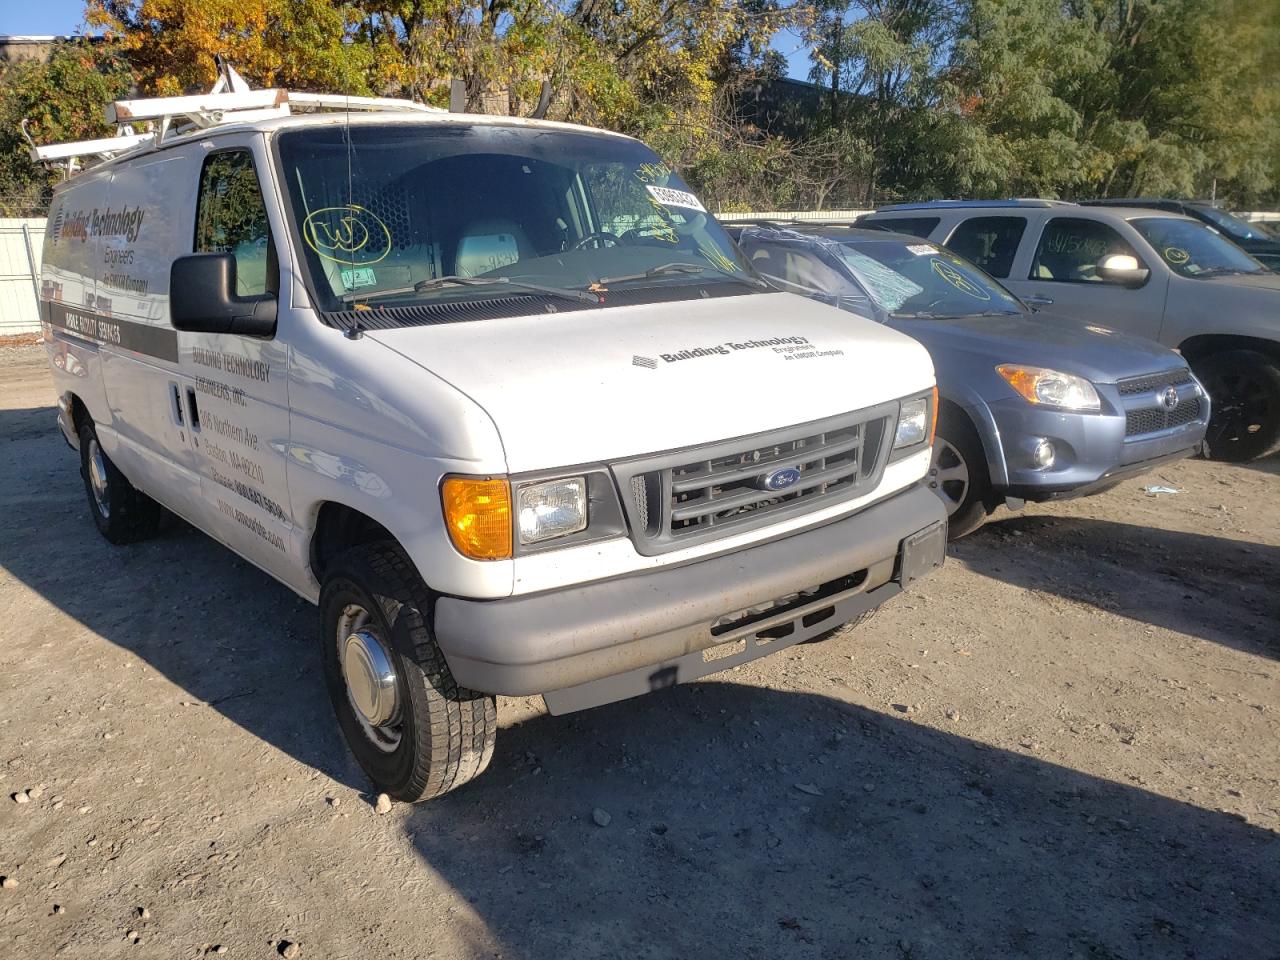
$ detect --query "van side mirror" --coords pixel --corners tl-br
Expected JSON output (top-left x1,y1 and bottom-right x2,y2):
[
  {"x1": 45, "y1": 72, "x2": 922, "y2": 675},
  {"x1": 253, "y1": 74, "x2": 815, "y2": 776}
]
[
  {"x1": 170, "y1": 253, "x2": 277, "y2": 337},
  {"x1": 1096, "y1": 253, "x2": 1150, "y2": 288}
]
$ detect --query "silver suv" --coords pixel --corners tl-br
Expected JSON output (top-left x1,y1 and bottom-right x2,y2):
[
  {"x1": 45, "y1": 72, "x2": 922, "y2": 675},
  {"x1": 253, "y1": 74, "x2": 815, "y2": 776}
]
[{"x1": 858, "y1": 200, "x2": 1280, "y2": 461}]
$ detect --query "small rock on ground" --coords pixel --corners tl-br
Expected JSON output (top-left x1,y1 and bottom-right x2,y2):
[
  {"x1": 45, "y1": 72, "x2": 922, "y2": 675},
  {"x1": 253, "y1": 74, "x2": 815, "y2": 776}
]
[
  {"x1": 592, "y1": 807, "x2": 612, "y2": 827},
  {"x1": 374, "y1": 794, "x2": 392, "y2": 815}
]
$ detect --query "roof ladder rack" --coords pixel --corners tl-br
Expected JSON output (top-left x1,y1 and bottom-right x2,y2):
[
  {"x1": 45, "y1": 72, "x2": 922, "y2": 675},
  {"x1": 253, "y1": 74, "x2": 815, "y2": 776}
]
[{"x1": 22, "y1": 60, "x2": 441, "y2": 175}]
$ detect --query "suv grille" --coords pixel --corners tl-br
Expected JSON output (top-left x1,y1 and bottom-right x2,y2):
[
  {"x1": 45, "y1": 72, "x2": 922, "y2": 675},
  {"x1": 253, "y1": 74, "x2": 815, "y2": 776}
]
[
  {"x1": 1126, "y1": 399, "x2": 1203, "y2": 436},
  {"x1": 1117, "y1": 366, "x2": 1203, "y2": 437},
  {"x1": 612, "y1": 404, "x2": 897, "y2": 556},
  {"x1": 1117, "y1": 367, "x2": 1193, "y2": 395}
]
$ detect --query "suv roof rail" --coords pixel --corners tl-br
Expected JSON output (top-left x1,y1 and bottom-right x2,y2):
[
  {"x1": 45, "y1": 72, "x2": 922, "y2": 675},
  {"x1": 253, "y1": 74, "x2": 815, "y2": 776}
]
[
  {"x1": 22, "y1": 59, "x2": 440, "y2": 175},
  {"x1": 873, "y1": 199, "x2": 1074, "y2": 212}
]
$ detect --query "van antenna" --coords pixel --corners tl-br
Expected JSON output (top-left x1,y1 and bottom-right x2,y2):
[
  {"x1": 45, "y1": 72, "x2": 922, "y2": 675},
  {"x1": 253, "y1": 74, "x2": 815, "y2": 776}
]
[{"x1": 340, "y1": 88, "x2": 365, "y2": 341}]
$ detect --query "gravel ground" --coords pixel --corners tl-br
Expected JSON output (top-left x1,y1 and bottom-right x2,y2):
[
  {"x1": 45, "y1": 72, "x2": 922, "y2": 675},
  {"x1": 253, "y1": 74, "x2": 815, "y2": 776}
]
[{"x1": 1, "y1": 343, "x2": 1277, "y2": 960}]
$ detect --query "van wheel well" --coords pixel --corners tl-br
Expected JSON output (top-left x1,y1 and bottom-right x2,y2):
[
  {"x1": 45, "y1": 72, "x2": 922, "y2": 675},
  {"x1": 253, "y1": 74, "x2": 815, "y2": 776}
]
[
  {"x1": 68, "y1": 394, "x2": 90, "y2": 433},
  {"x1": 1178, "y1": 334, "x2": 1280, "y2": 366},
  {"x1": 311, "y1": 503, "x2": 396, "y2": 580}
]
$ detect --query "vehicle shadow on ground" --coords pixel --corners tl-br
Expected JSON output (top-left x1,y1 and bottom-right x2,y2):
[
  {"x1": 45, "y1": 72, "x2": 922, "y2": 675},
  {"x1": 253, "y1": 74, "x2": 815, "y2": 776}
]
[
  {"x1": 0, "y1": 408, "x2": 367, "y2": 793},
  {"x1": 954, "y1": 515, "x2": 1280, "y2": 661},
  {"x1": 4, "y1": 410, "x2": 1277, "y2": 957},
  {"x1": 1240, "y1": 452, "x2": 1280, "y2": 477},
  {"x1": 408, "y1": 680, "x2": 1279, "y2": 960}
]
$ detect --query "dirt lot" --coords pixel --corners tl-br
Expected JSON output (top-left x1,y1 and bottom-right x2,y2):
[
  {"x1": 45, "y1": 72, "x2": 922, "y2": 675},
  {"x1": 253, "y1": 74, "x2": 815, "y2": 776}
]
[{"x1": 1, "y1": 343, "x2": 1277, "y2": 960}]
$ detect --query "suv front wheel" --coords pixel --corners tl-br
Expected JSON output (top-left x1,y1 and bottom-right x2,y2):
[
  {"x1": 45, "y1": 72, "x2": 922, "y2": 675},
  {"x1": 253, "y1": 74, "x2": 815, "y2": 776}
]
[{"x1": 1193, "y1": 350, "x2": 1280, "y2": 462}]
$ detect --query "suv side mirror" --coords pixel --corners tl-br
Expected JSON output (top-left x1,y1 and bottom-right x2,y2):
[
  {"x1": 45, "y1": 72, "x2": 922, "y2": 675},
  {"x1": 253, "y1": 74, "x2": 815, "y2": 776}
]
[
  {"x1": 1096, "y1": 253, "x2": 1150, "y2": 288},
  {"x1": 170, "y1": 253, "x2": 277, "y2": 337}
]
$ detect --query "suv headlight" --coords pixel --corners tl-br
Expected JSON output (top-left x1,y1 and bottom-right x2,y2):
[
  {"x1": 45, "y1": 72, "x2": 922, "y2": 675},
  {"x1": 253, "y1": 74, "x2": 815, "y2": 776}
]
[
  {"x1": 517, "y1": 477, "x2": 588, "y2": 545},
  {"x1": 997, "y1": 364, "x2": 1101, "y2": 412},
  {"x1": 892, "y1": 387, "x2": 938, "y2": 453}
]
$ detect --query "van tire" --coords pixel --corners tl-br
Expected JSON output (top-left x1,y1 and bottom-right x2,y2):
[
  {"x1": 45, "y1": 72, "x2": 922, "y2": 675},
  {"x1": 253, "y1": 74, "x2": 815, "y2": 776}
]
[
  {"x1": 319, "y1": 541, "x2": 496, "y2": 802},
  {"x1": 929, "y1": 408, "x2": 991, "y2": 539},
  {"x1": 1192, "y1": 350, "x2": 1280, "y2": 462},
  {"x1": 77, "y1": 420, "x2": 162, "y2": 544}
]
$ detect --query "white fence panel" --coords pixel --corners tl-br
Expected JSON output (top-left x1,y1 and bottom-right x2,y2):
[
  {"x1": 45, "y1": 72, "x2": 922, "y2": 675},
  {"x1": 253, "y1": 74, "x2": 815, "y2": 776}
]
[
  {"x1": 0, "y1": 218, "x2": 46, "y2": 338},
  {"x1": 717, "y1": 209, "x2": 873, "y2": 222}
]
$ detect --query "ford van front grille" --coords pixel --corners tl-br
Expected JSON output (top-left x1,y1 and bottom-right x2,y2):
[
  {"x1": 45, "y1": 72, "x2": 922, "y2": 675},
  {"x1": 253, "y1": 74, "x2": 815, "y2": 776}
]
[{"x1": 612, "y1": 404, "x2": 897, "y2": 556}]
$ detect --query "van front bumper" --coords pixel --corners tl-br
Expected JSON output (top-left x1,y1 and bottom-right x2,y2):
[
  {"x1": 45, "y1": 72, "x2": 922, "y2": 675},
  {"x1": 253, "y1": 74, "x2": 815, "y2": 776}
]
[{"x1": 433, "y1": 483, "x2": 946, "y2": 714}]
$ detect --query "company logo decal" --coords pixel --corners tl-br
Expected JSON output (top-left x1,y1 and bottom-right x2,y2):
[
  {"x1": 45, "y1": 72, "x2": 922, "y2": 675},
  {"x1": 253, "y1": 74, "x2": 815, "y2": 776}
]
[
  {"x1": 761, "y1": 466, "x2": 802, "y2": 491},
  {"x1": 633, "y1": 355, "x2": 658, "y2": 369},
  {"x1": 1159, "y1": 386, "x2": 1180, "y2": 410}
]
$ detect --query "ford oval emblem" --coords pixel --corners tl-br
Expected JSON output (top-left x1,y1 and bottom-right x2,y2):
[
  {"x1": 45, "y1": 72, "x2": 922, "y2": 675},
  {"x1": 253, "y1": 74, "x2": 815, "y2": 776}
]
[{"x1": 763, "y1": 466, "x2": 802, "y2": 491}]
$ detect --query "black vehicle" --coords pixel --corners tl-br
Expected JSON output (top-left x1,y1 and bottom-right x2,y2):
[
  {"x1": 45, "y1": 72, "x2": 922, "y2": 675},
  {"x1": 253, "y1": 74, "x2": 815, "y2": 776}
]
[{"x1": 1083, "y1": 199, "x2": 1280, "y2": 270}]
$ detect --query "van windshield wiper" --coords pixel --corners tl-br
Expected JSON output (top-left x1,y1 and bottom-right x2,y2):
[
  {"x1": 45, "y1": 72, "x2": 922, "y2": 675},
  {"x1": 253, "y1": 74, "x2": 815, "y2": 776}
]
[
  {"x1": 597, "y1": 261, "x2": 768, "y2": 288},
  {"x1": 341, "y1": 275, "x2": 597, "y2": 305}
]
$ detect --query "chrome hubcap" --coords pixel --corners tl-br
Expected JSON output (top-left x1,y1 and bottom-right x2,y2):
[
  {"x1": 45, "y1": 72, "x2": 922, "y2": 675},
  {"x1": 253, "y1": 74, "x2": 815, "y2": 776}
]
[
  {"x1": 337, "y1": 604, "x2": 401, "y2": 752},
  {"x1": 87, "y1": 439, "x2": 110, "y2": 518},
  {"x1": 928, "y1": 436, "x2": 970, "y2": 516}
]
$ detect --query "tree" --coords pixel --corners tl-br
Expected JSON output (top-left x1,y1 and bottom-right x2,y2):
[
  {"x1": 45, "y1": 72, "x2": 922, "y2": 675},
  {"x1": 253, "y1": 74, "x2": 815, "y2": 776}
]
[
  {"x1": 807, "y1": 0, "x2": 958, "y2": 203},
  {"x1": 0, "y1": 40, "x2": 133, "y2": 216},
  {"x1": 87, "y1": 0, "x2": 374, "y2": 95},
  {"x1": 934, "y1": 0, "x2": 1280, "y2": 206}
]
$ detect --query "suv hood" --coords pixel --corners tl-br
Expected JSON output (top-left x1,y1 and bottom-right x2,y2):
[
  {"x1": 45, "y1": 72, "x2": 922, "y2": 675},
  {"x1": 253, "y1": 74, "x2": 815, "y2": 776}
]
[
  {"x1": 1199, "y1": 271, "x2": 1280, "y2": 292},
  {"x1": 888, "y1": 311, "x2": 1185, "y2": 384},
  {"x1": 367, "y1": 291, "x2": 934, "y2": 471}
]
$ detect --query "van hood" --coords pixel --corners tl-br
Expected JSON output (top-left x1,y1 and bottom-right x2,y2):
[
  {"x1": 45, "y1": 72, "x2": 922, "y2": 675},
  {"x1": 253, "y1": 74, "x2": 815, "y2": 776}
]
[
  {"x1": 887, "y1": 311, "x2": 1186, "y2": 384},
  {"x1": 366, "y1": 291, "x2": 934, "y2": 471}
]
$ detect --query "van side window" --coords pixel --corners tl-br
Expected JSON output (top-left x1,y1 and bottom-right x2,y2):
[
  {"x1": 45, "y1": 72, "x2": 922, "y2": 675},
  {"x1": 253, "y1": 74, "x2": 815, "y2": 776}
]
[
  {"x1": 195, "y1": 150, "x2": 273, "y2": 297},
  {"x1": 1031, "y1": 217, "x2": 1138, "y2": 283},
  {"x1": 947, "y1": 216, "x2": 1026, "y2": 278}
]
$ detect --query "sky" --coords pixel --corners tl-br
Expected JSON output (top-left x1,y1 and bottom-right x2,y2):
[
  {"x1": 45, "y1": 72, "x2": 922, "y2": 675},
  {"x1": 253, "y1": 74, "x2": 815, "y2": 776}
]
[{"x1": 2, "y1": 2, "x2": 813, "y2": 80}]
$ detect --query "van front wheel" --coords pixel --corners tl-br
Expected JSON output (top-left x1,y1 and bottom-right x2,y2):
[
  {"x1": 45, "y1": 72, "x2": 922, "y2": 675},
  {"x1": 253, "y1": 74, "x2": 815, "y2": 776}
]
[
  {"x1": 319, "y1": 542, "x2": 496, "y2": 802},
  {"x1": 77, "y1": 420, "x2": 162, "y2": 544}
]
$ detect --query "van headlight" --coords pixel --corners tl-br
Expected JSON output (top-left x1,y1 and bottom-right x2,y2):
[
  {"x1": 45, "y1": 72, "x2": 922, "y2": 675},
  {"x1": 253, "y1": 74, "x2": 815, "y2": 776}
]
[
  {"x1": 892, "y1": 387, "x2": 938, "y2": 454},
  {"x1": 997, "y1": 364, "x2": 1100, "y2": 412},
  {"x1": 517, "y1": 477, "x2": 588, "y2": 545}
]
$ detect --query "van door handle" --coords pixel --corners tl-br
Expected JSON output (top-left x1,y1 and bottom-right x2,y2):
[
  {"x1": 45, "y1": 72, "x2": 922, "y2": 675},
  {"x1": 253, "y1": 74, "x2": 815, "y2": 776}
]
[
  {"x1": 170, "y1": 383, "x2": 184, "y2": 426},
  {"x1": 185, "y1": 387, "x2": 201, "y2": 431},
  {"x1": 1023, "y1": 294, "x2": 1054, "y2": 307}
]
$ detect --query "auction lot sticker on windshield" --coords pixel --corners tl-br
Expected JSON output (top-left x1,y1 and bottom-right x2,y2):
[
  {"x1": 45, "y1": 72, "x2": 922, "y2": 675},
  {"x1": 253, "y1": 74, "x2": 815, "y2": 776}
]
[
  {"x1": 645, "y1": 185, "x2": 706, "y2": 212},
  {"x1": 907, "y1": 243, "x2": 936, "y2": 255}
]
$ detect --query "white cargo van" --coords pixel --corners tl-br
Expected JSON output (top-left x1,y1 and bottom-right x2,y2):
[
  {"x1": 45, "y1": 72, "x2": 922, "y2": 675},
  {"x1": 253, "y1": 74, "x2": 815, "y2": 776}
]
[{"x1": 33, "y1": 73, "x2": 946, "y2": 801}]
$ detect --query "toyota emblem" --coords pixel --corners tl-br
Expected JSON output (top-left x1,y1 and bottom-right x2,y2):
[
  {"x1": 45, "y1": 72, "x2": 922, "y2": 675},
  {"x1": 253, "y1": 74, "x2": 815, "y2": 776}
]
[{"x1": 1159, "y1": 386, "x2": 1180, "y2": 411}]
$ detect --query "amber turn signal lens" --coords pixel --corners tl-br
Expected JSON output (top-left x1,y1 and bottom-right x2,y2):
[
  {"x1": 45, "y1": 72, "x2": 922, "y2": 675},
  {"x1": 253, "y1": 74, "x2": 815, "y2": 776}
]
[
  {"x1": 929, "y1": 385, "x2": 939, "y2": 445},
  {"x1": 441, "y1": 476, "x2": 512, "y2": 561}
]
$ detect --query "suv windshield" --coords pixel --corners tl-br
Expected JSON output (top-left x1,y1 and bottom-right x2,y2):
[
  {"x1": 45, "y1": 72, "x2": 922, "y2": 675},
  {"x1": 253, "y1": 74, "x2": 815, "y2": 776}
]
[
  {"x1": 275, "y1": 123, "x2": 758, "y2": 312},
  {"x1": 1130, "y1": 216, "x2": 1266, "y2": 278},
  {"x1": 832, "y1": 238, "x2": 1025, "y2": 318},
  {"x1": 1193, "y1": 206, "x2": 1272, "y2": 242}
]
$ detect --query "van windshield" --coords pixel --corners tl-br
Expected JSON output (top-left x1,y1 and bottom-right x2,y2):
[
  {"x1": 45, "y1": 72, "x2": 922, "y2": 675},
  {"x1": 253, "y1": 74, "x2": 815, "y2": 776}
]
[{"x1": 274, "y1": 124, "x2": 759, "y2": 312}]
